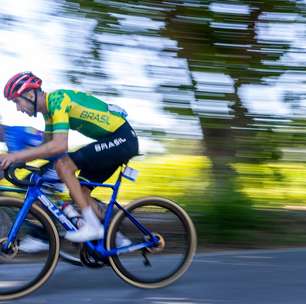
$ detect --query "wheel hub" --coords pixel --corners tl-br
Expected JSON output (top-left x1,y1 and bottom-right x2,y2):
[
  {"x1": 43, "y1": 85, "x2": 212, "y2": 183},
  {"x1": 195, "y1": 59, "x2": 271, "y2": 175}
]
[
  {"x1": 145, "y1": 233, "x2": 165, "y2": 253},
  {"x1": 0, "y1": 237, "x2": 18, "y2": 259}
]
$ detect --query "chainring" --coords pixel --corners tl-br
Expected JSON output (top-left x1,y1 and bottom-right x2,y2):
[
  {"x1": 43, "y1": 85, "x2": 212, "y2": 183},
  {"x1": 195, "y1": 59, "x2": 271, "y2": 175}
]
[{"x1": 80, "y1": 244, "x2": 108, "y2": 268}]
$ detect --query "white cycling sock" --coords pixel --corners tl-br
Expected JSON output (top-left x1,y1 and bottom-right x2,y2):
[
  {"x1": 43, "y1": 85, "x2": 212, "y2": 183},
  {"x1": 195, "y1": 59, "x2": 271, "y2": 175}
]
[{"x1": 82, "y1": 206, "x2": 102, "y2": 229}]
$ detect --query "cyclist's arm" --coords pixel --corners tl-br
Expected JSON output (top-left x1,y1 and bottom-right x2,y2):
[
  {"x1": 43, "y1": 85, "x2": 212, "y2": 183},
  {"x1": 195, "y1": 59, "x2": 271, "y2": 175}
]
[
  {"x1": 0, "y1": 91, "x2": 71, "y2": 168},
  {"x1": 43, "y1": 90, "x2": 70, "y2": 145},
  {"x1": 43, "y1": 114, "x2": 53, "y2": 144},
  {"x1": 17, "y1": 132, "x2": 67, "y2": 159},
  {"x1": 43, "y1": 132, "x2": 53, "y2": 143}
]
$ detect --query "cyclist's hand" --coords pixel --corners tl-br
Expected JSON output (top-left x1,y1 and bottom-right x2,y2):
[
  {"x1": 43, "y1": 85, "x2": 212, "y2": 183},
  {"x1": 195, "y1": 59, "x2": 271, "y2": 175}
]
[{"x1": 0, "y1": 153, "x2": 17, "y2": 170}]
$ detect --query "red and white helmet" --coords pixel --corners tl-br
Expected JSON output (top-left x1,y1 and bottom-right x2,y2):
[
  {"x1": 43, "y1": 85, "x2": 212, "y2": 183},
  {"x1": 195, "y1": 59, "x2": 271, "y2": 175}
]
[{"x1": 4, "y1": 72, "x2": 42, "y2": 100}]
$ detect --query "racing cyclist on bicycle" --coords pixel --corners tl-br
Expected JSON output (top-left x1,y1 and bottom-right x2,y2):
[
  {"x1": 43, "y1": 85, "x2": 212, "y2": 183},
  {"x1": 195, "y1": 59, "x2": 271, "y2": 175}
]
[{"x1": 1, "y1": 71, "x2": 139, "y2": 242}]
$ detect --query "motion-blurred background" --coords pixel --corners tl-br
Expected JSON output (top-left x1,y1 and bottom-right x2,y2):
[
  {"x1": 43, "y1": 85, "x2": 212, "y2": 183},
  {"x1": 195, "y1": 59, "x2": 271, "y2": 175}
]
[{"x1": 1, "y1": 0, "x2": 306, "y2": 249}]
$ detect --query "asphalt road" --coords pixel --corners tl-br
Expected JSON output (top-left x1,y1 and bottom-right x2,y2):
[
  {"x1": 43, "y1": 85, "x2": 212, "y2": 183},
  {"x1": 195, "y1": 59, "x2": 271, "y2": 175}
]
[{"x1": 8, "y1": 248, "x2": 306, "y2": 304}]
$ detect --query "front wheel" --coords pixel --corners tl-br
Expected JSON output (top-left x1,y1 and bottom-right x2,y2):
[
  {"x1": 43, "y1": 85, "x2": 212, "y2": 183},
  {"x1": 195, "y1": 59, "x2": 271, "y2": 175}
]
[
  {"x1": 106, "y1": 197, "x2": 197, "y2": 288},
  {"x1": 0, "y1": 198, "x2": 60, "y2": 300}
]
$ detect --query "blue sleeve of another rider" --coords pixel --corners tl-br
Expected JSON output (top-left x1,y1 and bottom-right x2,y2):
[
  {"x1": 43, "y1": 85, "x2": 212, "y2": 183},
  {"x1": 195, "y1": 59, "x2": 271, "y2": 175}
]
[{"x1": 3, "y1": 126, "x2": 44, "y2": 152}]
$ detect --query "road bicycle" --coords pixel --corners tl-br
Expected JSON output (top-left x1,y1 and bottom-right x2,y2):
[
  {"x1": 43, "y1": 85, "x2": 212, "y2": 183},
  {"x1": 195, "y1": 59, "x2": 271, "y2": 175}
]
[{"x1": 0, "y1": 161, "x2": 197, "y2": 300}]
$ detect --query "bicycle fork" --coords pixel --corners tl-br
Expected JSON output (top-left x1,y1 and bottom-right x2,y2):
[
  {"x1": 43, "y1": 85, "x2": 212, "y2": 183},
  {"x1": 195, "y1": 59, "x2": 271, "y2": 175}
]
[{"x1": 1, "y1": 188, "x2": 37, "y2": 252}]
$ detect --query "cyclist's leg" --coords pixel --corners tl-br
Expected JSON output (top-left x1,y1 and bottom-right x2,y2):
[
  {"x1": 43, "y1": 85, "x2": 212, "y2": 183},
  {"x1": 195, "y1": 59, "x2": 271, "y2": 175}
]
[
  {"x1": 55, "y1": 156, "x2": 88, "y2": 209},
  {"x1": 66, "y1": 122, "x2": 139, "y2": 242},
  {"x1": 80, "y1": 185, "x2": 107, "y2": 221},
  {"x1": 69, "y1": 122, "x2": 139, "y2": 220},
  {"x1": 55, "y1": 156, "x2": 104, "y2": 242}
]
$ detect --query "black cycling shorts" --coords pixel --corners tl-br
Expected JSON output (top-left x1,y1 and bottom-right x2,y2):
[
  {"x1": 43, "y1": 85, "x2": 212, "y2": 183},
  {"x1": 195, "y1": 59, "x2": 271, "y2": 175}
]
[{"x1": 69, "y1": 122, "x2": 139, "y2": 184}]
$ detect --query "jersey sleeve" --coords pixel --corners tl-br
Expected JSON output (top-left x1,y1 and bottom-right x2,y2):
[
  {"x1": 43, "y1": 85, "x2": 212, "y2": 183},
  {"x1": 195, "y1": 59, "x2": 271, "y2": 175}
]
[
  {"x1": 43, "y1": 114, "x2": 53, "y2": 135},
  {"x1": 46, "y1": 90, "x2": 71, "y2": 134}
]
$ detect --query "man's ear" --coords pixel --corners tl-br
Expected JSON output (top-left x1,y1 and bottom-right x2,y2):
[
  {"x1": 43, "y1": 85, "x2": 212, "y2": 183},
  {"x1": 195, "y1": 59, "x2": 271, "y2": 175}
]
[{"x1": 24, "y1": 90, "x2": 35, "y2": 100}]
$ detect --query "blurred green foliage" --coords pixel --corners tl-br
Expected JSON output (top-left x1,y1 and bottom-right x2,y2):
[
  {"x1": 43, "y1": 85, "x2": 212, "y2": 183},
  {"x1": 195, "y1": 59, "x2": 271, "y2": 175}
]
[
  {"x1": 92, "y1": 154, "x2": 210, "y2": 203},
  {"x1": 91, "y1": 153, "x2": 306, "y2": 247}
]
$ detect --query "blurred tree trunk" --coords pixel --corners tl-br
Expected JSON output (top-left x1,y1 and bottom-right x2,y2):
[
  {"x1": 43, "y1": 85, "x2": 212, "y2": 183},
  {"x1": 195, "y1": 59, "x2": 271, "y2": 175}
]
[{"x1": 162, "y1": 0, "x2": 297, "y2": 243}]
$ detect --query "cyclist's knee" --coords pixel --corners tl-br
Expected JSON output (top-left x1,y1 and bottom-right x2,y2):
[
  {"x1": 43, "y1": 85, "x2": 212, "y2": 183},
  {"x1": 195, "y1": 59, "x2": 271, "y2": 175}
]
[{"x1": 55, "y1": 156, "x2": 77, "y2": 176}]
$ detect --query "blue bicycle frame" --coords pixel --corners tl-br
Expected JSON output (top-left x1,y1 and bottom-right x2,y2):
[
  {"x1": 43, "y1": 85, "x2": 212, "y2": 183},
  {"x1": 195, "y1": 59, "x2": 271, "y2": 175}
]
[{"x1": 2, "y1": 166, "x2": 159, "y2": 256}]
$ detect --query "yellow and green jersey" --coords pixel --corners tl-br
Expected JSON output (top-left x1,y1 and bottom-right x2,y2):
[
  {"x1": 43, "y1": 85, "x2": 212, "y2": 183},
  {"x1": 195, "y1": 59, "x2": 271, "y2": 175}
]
[{"x1": 43, "y1": 90, "x2": 127, "y2": 140}]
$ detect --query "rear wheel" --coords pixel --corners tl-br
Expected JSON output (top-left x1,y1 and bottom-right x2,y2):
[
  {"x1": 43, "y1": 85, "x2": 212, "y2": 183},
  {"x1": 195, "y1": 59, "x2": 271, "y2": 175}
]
[
  {"x1": 106, "y1": 197, "x2": 197, "y2": 288},
  {"x1": 0, "y1": 198, "x2": 60, "y2": 300}
]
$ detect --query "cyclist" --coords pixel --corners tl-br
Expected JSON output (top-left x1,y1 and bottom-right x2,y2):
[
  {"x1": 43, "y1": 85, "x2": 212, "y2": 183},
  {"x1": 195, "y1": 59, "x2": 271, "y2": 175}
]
[{"x1": 1, "y1": 71, "x2": 139, "y2": 242}]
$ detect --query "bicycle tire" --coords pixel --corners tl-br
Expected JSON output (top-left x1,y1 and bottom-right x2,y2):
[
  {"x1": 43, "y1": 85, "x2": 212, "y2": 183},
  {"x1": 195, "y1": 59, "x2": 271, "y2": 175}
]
[
  {"x1": 0, "y1": 198, "x2": 60, "y2": 300},
  {"x1": 106, "y1": 196, "x2": 197, "y2": 288}
]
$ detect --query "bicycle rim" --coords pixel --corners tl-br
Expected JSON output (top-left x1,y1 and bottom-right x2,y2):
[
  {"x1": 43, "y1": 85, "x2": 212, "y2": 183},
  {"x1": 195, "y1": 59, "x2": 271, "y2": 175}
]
[
  {"x1": 106, "y1": 197, "x2": 197, "y2": 288},
  {"x1": 0, "y1": 198, "x2": 60, "y2": 300}
]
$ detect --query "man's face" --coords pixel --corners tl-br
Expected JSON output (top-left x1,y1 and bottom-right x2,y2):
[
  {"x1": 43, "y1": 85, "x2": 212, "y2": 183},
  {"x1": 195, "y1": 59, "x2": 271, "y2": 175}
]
[{"x1": 13, "y1": 92, "x2": 35, "y2": 117}]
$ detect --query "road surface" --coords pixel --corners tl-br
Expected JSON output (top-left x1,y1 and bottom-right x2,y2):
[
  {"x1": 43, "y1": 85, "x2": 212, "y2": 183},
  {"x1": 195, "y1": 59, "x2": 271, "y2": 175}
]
[{"x1": 9, "y1": 248, "x2": 306, "y2": 304}]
